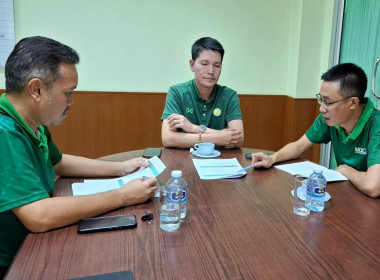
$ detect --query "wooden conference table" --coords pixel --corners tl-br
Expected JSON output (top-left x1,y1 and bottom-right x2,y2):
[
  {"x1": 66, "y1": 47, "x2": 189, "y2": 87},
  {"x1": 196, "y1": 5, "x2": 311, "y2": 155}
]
[{"x1": 6, "y1": 148, "x2": 380, "y2": 279}]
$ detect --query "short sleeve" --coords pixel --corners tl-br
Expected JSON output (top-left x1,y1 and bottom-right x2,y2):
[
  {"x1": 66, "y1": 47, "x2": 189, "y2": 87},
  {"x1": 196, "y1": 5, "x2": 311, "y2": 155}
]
[
  {"x1": 0, "y1": 130, "x2": 52, "y2": 212},
  {"x1": 225, "y1": 92, "x2": 242, "y2": 123},
  {"x1": 367, "y1": 113, "x2": 380, "y2": 167},
  {"x1": 305, "y1": 114, "x2": 331, "y2": 144},
  {"x1": 161, "y1": 86, "x2": 184, "y2": 120}
]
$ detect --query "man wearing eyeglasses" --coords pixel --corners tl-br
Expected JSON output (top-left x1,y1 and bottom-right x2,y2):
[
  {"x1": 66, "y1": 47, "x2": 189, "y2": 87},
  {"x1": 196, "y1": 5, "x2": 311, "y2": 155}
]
[{"x1": 251, "y1": 63, "x2": 380, "y2": 198}]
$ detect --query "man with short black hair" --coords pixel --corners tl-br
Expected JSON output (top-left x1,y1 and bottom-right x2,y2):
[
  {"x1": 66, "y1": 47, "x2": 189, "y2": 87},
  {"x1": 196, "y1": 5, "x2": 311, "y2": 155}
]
[
  {"x1": 251, "y1": 63, "x2": 380, "y2": 198},
  {"x1": 0, "y1": 36, "x2": 157, "y2": 277},
  {"x1": 161, "y1": 37, "x2": 244, "y2": 148}
]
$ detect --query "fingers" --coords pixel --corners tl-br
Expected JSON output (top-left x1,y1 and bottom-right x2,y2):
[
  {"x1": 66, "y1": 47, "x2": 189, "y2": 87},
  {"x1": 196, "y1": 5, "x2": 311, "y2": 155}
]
[
  {"x1": 335, "y1": 164, "x2": 347, "y2": 173},
  {"x1": 168, "y1": 120, "x2": 181, "y2": 129},
  {"x1": 120, "y1": 157, "x2": 151, "y2": 176},
  {"x1": 121, "y1": 177, "x2": 158, "y2": 203},
  {"x1": 137, "y1": 157, "x2": 150, "y2": 168},
  {"x1": 226, "y1": 130, "x2": 242, "y2": 138},
  {"x1": 167, "y1": 114, "x2": 182, "y2": 124},
  {"x1": 130, "y1": 177, "x2": 157, "y2": 188},
  {"x1": 167, "y1": 115, "x2": 183, "y2": 129},
  {"x1": 167, "y1": 114, "x2": 195, "y2": 132},
  {"x1": 142, "y1": 177, "x2": 158, "y2": 186},
  {"x1": 229, "y1": 137, "x2": 242, "y2": 145},
  {"x1": 141, "y1": 177, "x2": 158, "y2": 198},
  {"x1": 251, "y1": 152, "x2": 268, "y2": 167},
  {"x1": 232, "y1": 132, "x2": 243, "y2": 140},
  {"x1": 130, "y1": 157, "x2": 150, "y2": 169},
  {"x1": 229, "y1": 131, "x2": 243, "y2": 145},
  {"x1": 167, "y1": 113, "x2": 180, "y2": 120},
  {"x1": 251, "y1": 152, "x2": 266, "y2": 161}
]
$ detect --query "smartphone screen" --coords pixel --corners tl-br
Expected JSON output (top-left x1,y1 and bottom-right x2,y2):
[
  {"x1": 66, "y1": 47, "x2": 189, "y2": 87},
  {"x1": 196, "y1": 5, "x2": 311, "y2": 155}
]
[
  {"x1": 142, "y1": 148, "x2": 162, "y2": 158},
  {"x1": 77, "y1": 214, "x2": 137, "y2": 234}
]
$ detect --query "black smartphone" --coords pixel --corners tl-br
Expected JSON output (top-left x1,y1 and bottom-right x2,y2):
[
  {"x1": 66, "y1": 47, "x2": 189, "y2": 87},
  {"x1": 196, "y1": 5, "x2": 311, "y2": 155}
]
[
  {"x1": 245, "y1": 153, "x2": 252, "y2": 159},
  {"x1": 142, "y1": 148, "x2": 162, "y2": 158},
  {"x1": 77, "y1": 214, "x2": 137, "y2": 234}
]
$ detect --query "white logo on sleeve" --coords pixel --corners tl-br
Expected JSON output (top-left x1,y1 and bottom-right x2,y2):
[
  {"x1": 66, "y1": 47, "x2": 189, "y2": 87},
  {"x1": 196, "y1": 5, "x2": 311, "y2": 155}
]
[{"x1": 355, "y1": 147, "x2": 367, "y2": 155}]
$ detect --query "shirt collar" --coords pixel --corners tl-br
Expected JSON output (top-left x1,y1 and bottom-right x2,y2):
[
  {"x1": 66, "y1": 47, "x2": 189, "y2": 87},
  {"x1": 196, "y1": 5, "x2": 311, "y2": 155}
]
[
  {"x1": 0, "y1": 93, "x2": 49, "y2": 160},
  {"x1": 335, "y1": 97, "x2": 374, "y2": 143},
  {"x1": 191, "y1": 79, "x2": 216, "y2": 102}
]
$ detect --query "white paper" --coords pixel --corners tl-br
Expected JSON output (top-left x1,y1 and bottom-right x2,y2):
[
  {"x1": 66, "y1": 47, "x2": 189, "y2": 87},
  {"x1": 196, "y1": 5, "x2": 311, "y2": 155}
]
[
  {"x1": 192, "y1": 158, "x2": 246, "y2": 180},
  {"x1": 275, "y1": 161, "x2": 347, "y2": 182},
  {"x1": 72, "y1": 156, "x2": 166, "y2": 196},
  {"x1": 0, "y1": 0, "x2": 15, "y2": 68}
]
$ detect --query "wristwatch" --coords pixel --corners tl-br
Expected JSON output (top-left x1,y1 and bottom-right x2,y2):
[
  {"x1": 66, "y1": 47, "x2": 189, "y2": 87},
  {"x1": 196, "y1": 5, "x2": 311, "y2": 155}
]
[{"x1": 198, "y1": 125, "x2": 206, "y2": 142}]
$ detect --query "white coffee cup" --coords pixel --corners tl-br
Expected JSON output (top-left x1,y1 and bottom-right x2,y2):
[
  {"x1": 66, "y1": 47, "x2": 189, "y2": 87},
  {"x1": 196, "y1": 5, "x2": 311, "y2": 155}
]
[{"x1": 194, "y1": 142, "x2": 215, "y2": 156}]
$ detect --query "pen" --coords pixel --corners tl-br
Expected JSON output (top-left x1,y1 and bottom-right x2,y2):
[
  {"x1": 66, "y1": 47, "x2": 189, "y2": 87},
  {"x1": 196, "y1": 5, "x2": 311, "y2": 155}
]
[{"x1": 238, "y1": 164, "x2": 255, "y2": 172}]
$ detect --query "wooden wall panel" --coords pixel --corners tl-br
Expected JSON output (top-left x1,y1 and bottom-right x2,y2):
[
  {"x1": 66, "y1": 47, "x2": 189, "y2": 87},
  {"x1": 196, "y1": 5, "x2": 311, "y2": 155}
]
[
  {"x1": 0, "y1": 89, "x2": 320, "y2": 162},
  {"x1": 239, "y1": 95, "x2": 286, "y2": 151},
  {"x1": 48, "y1": 92, "x2": 166, "y2": 158},
  {"x1": 291, "y1": 97, "x2": 321, "y2": 163}
]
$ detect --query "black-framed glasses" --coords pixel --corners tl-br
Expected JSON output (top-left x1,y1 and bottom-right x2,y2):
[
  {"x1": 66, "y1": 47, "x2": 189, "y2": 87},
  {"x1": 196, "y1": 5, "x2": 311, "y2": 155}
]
[{"x1": 316, "y1": 93, "x2": 355, "y2": 109}]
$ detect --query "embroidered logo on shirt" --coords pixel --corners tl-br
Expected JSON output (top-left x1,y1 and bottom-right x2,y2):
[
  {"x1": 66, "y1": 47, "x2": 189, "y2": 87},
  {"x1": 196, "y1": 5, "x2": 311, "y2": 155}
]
[
  {"x1": 213, "y1": 108, "x2": 221, "y2": 116},
  {"x1": 186, "y1": 108, "x2": 193, "y2": 114},
  {"x1": 355, "y1": 147, "x2": 367, "y2": 155}
]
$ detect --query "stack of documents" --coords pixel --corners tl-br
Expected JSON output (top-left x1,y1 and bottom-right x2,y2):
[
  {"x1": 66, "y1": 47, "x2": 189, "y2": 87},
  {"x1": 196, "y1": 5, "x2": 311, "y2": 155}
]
[
  {"x1": 192, "y1": 158, "x2": 247, "y2": 180},
  {"x1": 72, "y1": 156, "x2": 166, "y2": 196},
  {"x1": 275, "y1": 161, "x2": 347, "y2": 182}
]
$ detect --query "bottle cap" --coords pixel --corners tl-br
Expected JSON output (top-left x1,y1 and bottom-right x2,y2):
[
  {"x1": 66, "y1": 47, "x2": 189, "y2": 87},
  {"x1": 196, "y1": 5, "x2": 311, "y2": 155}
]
[
  {"x1": 171, "y1": 170, "x2": 182, "y2": 178},
  {"x1": 313, "y1": 169, "x2": 323, "y2": 174}
]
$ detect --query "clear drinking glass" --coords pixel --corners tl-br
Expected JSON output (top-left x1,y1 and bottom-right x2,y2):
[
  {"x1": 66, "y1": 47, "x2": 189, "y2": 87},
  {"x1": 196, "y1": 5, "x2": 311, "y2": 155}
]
[{"x1": 293, "y1": 175, "x2": 310, "y2": 216}]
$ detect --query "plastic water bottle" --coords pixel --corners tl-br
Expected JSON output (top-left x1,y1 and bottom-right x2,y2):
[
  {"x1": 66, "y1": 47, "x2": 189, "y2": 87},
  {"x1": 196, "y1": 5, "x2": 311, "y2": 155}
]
[
  {"x1": 166, "y1": 170, "x2": 187, "y2": 219},
  {"x1": 178, "y1": 172, "x2": 187, "y2": 219},
  {"x1": 160, "y1": 170, "x2": 185, "y2": 232},
  {"x1": 305, "y1": 169, "x2": 327, "y2": 212}
]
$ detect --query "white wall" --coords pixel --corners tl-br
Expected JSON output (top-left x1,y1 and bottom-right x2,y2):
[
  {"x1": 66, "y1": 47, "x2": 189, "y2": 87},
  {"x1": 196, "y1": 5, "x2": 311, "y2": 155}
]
[{"x1": 0, "y1": 0, "x2": 334, "y2": 97}]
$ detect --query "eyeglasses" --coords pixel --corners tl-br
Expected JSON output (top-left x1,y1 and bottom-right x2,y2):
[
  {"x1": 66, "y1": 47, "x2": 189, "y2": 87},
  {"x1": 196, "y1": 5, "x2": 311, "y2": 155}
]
[{"x1": 316, "y1": 93, "x2": 355, "y2": 109}]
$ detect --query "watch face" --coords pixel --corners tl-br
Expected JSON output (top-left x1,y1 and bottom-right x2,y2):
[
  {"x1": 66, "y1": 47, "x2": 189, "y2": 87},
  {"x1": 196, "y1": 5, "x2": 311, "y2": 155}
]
[{"x1": 199, "y1": 125, "x2": 206, "y2": 133}]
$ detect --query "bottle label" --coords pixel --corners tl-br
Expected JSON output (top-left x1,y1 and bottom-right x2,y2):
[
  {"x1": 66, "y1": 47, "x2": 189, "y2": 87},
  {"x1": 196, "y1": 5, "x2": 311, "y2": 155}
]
[
  {"x1": 182, "y1": 191, "x2": 186, "y2": 204},
  {"x1": 313, "y1": 185, "x2": 326, "y2": 196},
  {"x1": 167, "y1": 192, "x2": 180, "y2": 203}
]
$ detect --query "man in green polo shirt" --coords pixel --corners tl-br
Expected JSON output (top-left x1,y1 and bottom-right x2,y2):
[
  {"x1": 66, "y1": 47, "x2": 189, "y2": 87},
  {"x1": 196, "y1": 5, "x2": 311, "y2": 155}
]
[
  {"x1": 161, "y1": 37, "x2": 244, "y2": 148},
  {"x1": 0, "y1": 36, "x2": 158, "y2": 278},
  {"x1": 251, "y1": 63, "x2": 380, "y2": 198}
]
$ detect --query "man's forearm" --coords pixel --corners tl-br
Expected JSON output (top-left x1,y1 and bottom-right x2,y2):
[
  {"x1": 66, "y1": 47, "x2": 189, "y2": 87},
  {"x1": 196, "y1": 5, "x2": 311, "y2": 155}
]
[
  {"x1": 13, "y1": 177, "x2": 157, "y2": 233},
  {"x1": 162, "y1": 129, "x2": 243, "y2": 148},
  {"x1": 161, "y1": 118, "x2": 244, "y2": 148},
  {"x1": 162, "y1": 130, "x2": 199, "y2": 148},
  {"x1": 343, "y1": 169, "x2": 372, "y2": 196},
  {"x1": 13, "y1": 189, "x2": 125, "y2": 232},
  {"x1": 54, "y1": 154, "x2": 121, "y2": 177},
  {"x1": 337, "y1": 164, "x2": 380, "y2": 198},
  {"x1": 271, "y1": 135, "x2": 312, "y2": 165},
  {"x1": 271, "y1": 143, "x2": 303, "y2": 164}
]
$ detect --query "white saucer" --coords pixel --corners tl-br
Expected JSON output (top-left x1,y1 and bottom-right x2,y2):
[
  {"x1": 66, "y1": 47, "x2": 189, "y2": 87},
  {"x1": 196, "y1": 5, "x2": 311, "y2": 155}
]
[
  {"x1": 193, "y1": 150, "x2": 221, "y2": 158},
  {"x1": 291, "y1": 186, "x2": 331, "y2": 201}
]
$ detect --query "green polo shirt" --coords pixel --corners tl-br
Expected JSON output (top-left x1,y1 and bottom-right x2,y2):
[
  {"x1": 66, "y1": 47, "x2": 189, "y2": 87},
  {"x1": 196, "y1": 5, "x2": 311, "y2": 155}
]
[
  {"x1": 161, "y1": 79, "x2": 242, "y2": 130},
  {"x1": 0, "y1": 93, "x2": 62, "y2": 267},
  {"x1": 306, "y1": 98, "x2": 380, "y2": 171}
]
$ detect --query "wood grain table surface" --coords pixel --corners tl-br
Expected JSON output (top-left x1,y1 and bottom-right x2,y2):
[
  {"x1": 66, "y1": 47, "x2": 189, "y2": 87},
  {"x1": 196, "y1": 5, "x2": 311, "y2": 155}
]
[{"x1": 5, "y1": 148, "x2": 380, "y2": 280}]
